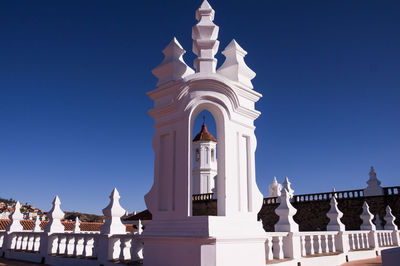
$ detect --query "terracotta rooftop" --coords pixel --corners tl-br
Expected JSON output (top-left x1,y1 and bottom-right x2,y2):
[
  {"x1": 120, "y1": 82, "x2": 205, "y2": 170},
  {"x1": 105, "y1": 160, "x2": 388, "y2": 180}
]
[
  {"x1": 123, "y1": 210, "x2": 152, "y2": 221},
  {"x1": 0, "y1": 219, "x2": 135, "y2": 232},
  {"x1": 193, "y1": 123, "x2": 216, "y2": 142}
]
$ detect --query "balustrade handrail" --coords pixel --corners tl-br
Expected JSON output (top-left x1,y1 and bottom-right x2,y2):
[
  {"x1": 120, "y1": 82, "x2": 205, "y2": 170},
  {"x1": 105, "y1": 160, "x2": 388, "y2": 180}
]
[{"x1": 192, "y1": 193, "x2": 214, "y2": 201}]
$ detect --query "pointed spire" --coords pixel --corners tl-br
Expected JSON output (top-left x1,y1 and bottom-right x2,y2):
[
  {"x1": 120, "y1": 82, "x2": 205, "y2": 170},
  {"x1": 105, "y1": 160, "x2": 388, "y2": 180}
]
[
  {"x1": 6, "y1": 201, "x2": 23, "y2": 232},
  {"x1": 100, "y1": 188, "x2": 127, "y2": 235},
  {"x1": 33, "y1": 216, "x2": 42, "y2": 232},
  {"x1": 268, "y1": 176, "x2": 282, "y2": 197},
  {"x1": 193, "y1": 122, "x2": 217, "y2": 142},
  {"x1": 73, "y1": 217, "x2": 81, "y2": 233},
  {"x1": 375, "y1": 213, "x2": 383, "y2": 230},
  {"x1": 192, "y1": 0, "x2": 220, "y2": 73},
  {"x1": 217, "y1": 39, "x2": 256, "y2": 88},
  {"x1": 326, "y1": 196, "x2": 345, "y2": 231},
  {"x1": 384, "y1": 206, "x2": 398, "y2": 230},
  {"x1": 360, "y1": 201, "x2": 376, "y2": 230},
  {"x1": 152, "y1": 37, "x2": 194, "y2": 87},
  {"x1": 275, "y1": 189, "x2": 299, "y2": 232},
  {"x1": 44, "y1": 196, "x2": 65, "y2": 233},
  {"x1": 282, "y1": 177, "x2": 294, "y2": 199},
  {"x1": 364, "y1": 166, "x2": 383, "y2": 196}
]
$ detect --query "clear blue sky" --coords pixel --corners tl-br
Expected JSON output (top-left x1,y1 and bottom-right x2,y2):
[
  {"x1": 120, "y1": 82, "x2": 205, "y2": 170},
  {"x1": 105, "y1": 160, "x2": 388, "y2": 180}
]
[{"x1": 1, "y1": 0, "x2": 399, "y2": 215}]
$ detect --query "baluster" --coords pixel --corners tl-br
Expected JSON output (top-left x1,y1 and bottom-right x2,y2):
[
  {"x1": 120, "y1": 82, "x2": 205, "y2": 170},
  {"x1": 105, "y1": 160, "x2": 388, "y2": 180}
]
[
  {"x1": 330, "y1": 234, "x2": 336, "y2": 253},
  {"x1": 377, "y1": 233, "x2": 381, "y2": 247},
  {"x1": 348, "y1": 234, "x2": 354, "y2": 250},
  {"x1": 388, "y1": 232, "x2": 393, "y2": 245},
  {"x1": 314, "y1": 235, "x2": 322, "y2": 254},
  {"x1": 300, "y1": 236, "x2": 306, "y2": 256},
  {"x1": 364, "y1": 233, "x2": 369, "y2": 249},
  {"x1": 308, "y1": 235, "x2": 315, "y2": 255},
  {"x1": 33, "y1": 235, "x2": 41, "y2": 252},
  {"x1": 27, "y1": 235, "x2": 35, "y2": 251},
  {"x1": 58, "y1": 236, "x2": 67, "y2": 255},
  {"x1": 91, "y1": 236, "x2": 98, "y2": 258},
  {"x1": 323, "y1": 235, "x2": 329, "y2": 253},
  {"x1": 9, "y1": 235, "x2": 17, "y2": 250},
  {"x1": 16, "y1": 235, "x2": 23, "y2": 250},
  {"x1": 66, "y1": 235, "x2": 75, "y2": 255},
  {"x1": 382, "y1": 233, "x2": 387, "y2": 246},
  {"x1": 49, "y1": 236, "x2": 59, "y2": 254},
  {"x1": 359, "y1": 234, "x2": 365, "y2": 249},
  {"x1": 84, "y1": 236, "x2": 93, "y2": 257},
  {"x1": 109, "y1": 237, "x2": 121, "y2": 260},
  {"x1": 266, "y1": 237, "x2": 273, "y2": 260},
  {"x1": 123, "y1": 237, "x2": 132, "y2": 262},
  {"x1": 273, "y1": 236, "x2": 284, "y2": 259},
  {"x1": 21, "y1": 235, "x2": 28, "y2": 250},
  {"x1": 354, "y1": 234, "x2": 360, "y2": 249},
  {"x1": 74, "y1": 236, "x2": 84, "y2": 257}
]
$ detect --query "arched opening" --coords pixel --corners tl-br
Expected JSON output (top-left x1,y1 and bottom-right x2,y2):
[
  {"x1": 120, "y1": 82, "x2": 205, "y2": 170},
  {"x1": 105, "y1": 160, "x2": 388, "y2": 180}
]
[{"x1": 191, "y1": 109, "x2": 219, "y2": 216}]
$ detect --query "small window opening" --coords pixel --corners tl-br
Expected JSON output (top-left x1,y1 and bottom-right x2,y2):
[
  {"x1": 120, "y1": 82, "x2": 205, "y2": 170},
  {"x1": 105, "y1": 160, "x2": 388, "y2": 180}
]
[{"x1": 196, "y1": 149, "x2": 200, "y2": 161}]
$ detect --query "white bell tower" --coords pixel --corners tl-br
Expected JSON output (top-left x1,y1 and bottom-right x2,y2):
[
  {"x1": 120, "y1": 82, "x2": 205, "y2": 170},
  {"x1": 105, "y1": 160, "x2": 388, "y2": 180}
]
[
  {"x1": 192, "y1": 121, "x2": 217, "y2": 195},
  {"x1": 142, "y1": 1, "x2": 266, "y2": 265}
]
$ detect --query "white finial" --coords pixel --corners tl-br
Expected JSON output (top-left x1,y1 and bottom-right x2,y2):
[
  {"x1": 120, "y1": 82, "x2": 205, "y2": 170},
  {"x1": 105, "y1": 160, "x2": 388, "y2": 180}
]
[
  {"x1": 282, "y1": 177, "x2": 294, "y2": 199},
  {"x1": 384, "y1": 206, "x2": 398, "y2": 230},
  {"x1": 152, "y1": 37, "x2": 194, "y2": 87},
  {"x1": 44, "y1": 195, "x2": 65, "y2": 233},
  {"x1": 274, "y1": 189, "x2": 299, "y2": 232},
  {"x1": 268, "y1": 176, "x2": 282, "y2": 197},
  {"x1": 364, "y1": 166, "x2": 383, "y2": 196},
  {"x1": 192, "y1": 0, "x2": 219, "y2": 73},
  {"x1": 73, "y1": 217, "x2": 81, "y2": 233},
  {"x1": 100, "y1": 188, "x2": 127, "y2": 235},
  {"x1": 375, "y1": 214, "x2": 383, "y2": 230},
  {"x1": 326, "y1": 196, "x2": 345, "y2": 231},
  {"x1": 33, "y1": 216, "x2": 42, "y2": 232},
  {"x1": 360, "y1": 201, "x2": 376, "y2": 230},
  {"x1": 217, "y1": 39, "x2": 256, "y2": 88},
  {"x1": 137, "y1": 219, "x2": 143, "y2": 235},
  {"x1": 6, "y1": 201, "x2": 23, "y2": 232}
]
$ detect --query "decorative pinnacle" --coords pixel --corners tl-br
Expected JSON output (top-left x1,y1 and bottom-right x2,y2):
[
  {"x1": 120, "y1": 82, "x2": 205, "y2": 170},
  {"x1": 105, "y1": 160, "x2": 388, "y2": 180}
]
[
  {"x1": 6, "y1": 201, "x2": 23, "y2": 232},
  {"x1": 367, "y1": 166, "x2": 381, "y2": 186},
  {"x1": 384, "y1": 206, "x2": 398, "y2": 230},
  {"x1": 326, "y1": 196, "x2": 345, "y2": 231},
  {"x1": 192, "y1": 0, "x2": 220, "y2": 73},
  {"x1": 152, "y1": 37, "x2": 194, "y2": 87},
  {"x1": 217, "y1": 39, "x2": 256, "y2": 88},
  {"x1": 274, "y1": 188, "x2": 299, "y2": 232},
  {"x1": 101, "y1": 188, "x2": 127, "y2": 235},
  {"x1": 44, "y1": 195, "x2": 65, "y2": 233},
  {"x1": 33, "y1": 215, "x2": 42, "y2": 232},
  {"x1": 360, "y1": 201, "x2": 375, "y2": 230},
  {"x1": 73, "y1": 217, "x2": 81, "y2": 233}
]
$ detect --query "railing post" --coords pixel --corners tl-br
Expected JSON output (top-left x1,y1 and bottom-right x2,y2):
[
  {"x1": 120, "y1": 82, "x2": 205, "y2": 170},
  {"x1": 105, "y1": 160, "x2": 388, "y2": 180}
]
[
  {"x1": 336, "y1": 231, "x2": 350, "y2": 253},
  {"x1": 384, "y1": 206, "x2": 399, "y2": 245},
  {"x1": 97, "y1": 188, "x2": 127, "y2": 264},
  {"x1": 2, "y1": 201, "x2": 23, "y2": 257},
  {"x1": 40, "y1": 195, "x2": 65, "y2": 262}
]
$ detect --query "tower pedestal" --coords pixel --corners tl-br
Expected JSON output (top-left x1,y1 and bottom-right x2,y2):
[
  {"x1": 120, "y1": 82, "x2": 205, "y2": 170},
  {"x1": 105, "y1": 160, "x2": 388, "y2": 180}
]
[{"x1": 142, "y1": 216, "x2": 266, "y2": 266}]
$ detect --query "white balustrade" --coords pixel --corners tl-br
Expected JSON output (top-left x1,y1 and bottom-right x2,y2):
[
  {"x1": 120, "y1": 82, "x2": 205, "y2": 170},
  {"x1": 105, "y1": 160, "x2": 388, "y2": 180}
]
[{"x1": 377, "y1": 230, "x2": 394, "y2": 247}]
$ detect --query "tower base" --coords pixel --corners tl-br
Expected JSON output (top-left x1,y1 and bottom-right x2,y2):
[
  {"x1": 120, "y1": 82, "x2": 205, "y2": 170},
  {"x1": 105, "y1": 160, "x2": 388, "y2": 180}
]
[{"x1": 142, "y1": 216, "x2": 266, "y2": 266}]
